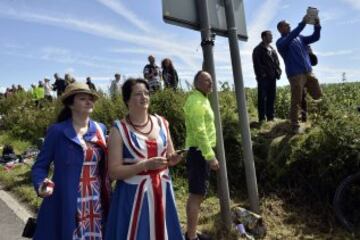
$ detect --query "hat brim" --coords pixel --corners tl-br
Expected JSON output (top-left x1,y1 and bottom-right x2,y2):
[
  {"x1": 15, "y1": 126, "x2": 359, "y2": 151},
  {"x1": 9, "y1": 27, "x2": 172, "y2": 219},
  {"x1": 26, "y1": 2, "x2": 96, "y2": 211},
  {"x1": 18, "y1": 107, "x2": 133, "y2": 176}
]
[{"x1": 60, "y1": 90, "x2": 99, "y2": 104}]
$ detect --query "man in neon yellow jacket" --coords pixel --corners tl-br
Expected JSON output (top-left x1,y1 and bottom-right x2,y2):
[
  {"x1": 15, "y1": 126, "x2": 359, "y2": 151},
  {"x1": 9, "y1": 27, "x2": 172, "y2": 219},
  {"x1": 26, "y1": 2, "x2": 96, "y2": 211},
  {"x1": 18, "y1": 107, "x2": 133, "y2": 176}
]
[{"x1": 183, "y1": 70, "x2": 219, "y2": 240}]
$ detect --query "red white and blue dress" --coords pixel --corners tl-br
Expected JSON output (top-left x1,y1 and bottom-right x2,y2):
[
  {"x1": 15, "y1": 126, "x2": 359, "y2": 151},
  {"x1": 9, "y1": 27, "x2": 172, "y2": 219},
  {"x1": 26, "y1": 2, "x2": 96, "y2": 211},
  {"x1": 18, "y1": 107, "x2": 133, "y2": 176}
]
[
  {"x1": 105, "y1": 115, "x2": 184, "y2": 240},
  {"x1": 73, "y1": 142, "x2": 104, "y2": 240}
]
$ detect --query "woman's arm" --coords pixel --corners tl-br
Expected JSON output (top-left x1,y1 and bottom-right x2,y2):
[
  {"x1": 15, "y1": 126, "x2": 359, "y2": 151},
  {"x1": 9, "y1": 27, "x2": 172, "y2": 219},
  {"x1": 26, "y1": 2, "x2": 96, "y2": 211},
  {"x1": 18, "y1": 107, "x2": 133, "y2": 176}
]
[
  {"x1": 108, "y1": 126, "x2": 168, "y2": 180},
  {"x1": 31, "y1": 125, "x2": 57, "y2": 196},
  {"x1": 164, "y1": 120, "x2": 183, "y2": 167}
]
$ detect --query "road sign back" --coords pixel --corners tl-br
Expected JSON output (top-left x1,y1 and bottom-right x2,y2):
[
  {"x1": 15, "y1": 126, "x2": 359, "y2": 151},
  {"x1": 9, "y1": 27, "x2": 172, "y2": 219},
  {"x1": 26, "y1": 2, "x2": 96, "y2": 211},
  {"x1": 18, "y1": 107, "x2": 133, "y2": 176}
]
[{"x1": 162, "y1": 0, "x2": 248, "y2": 41}]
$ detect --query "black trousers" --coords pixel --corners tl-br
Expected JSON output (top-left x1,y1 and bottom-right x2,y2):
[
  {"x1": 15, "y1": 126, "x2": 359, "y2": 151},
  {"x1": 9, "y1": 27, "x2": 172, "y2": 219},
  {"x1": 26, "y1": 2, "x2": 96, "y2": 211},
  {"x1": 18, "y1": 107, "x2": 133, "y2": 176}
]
[{"x1": 257, "y1": 80, "x2": 276, "y2": 121}]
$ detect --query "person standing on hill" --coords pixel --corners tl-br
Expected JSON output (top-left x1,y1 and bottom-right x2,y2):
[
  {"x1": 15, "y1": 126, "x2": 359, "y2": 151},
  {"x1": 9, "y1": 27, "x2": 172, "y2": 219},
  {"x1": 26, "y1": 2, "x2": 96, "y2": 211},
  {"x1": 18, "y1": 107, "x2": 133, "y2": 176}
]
[
  {"x1": 276, "y1": 15, "x2": 322, "y2": 133},
  {"x1": 44, "y1": 78, "x2": 53, "y2": 101},
  {"x1": 161, "y1": 58, "x2": 179, "y2": 91},
  {"x1": 143, "y1": 55, "x2": 161, "y2": 93},
  {"x1": 52, "y1": 73, "x2": 66, "y2": 97},
  {"x1": 110, "y1": 73, "x2": 122, "y2": 99},
  {"x1": 32, "y1": 81, "x2": 45, "y2": 107},
  {"x1": 183, "y1": 70, "x2": 220, "y2": 240},
  {"x1": 252, "y1": 30, "x2": 282, "y2": 123},
  {"x1": 86, "y1": 77, "x2": 97, "y2": 91}
]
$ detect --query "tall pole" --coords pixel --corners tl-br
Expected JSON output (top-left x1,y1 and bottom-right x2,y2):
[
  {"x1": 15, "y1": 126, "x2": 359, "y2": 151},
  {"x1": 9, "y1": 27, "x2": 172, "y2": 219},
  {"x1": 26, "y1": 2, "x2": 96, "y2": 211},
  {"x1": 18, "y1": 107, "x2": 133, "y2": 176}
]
[
  {"x1": 223, "y1": 0, "x2": 260, "y2": 213},
  {"x1": 196, "y1": 0, "x2": 232, "y2": 229}
]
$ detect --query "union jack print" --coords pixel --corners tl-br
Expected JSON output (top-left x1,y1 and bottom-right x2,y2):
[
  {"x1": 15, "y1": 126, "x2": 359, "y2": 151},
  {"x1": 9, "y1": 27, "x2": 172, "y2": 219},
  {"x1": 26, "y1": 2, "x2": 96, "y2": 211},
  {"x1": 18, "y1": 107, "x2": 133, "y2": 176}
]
[{"x1": 73, "y1": 143, "x2": 103, "y2": 240}]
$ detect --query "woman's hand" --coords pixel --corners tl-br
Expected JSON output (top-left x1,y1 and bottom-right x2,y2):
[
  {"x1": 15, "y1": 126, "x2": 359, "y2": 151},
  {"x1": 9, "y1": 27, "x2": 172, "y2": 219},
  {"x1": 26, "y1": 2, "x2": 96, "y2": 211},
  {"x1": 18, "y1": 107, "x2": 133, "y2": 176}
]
[
  {"x1": 143, "y1": 157, "x2": 168, "y2": 171},
  {"x1": 38, "y1": 178, "x2": 54, "y2": 198},
  {"x1": 167, "y1": 152, "x2": 184, "y2": 167}
]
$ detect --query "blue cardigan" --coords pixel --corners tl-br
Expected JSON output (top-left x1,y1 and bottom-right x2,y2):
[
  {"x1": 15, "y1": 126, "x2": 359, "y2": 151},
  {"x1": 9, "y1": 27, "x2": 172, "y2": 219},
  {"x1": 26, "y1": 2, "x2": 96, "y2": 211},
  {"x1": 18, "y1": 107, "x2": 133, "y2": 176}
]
[
  {"x1": 276, "y1": 21, "x2": 321, "y2": 78},
  {"x1": 31, "y1": 119, "x2": 108, "y2": 240}
]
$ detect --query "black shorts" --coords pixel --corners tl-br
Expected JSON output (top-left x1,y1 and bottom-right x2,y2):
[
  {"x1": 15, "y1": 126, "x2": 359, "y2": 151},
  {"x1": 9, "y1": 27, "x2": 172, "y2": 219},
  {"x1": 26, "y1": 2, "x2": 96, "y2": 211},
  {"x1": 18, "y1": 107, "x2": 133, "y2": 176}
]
[{"x1": 186, "y1": 147, "x2": 210, "y2": 195}]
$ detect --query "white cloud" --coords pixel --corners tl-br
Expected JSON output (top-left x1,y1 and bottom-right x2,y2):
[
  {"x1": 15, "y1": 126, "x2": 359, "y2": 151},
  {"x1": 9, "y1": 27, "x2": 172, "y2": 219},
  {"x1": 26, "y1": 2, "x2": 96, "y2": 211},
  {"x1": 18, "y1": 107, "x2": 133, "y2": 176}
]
[
  {"x1": 244, "y1": 0, "x2": 282, "y2": 50},
  {"x1": 3, "y1": 46, "x2": 120, "y2": 70},
  {"x1": 338, "y1": 18, "x2": 360, "y2": 25},
  {"x1": 0, "y1": 6, "x2": 201, "y2": 73},
  {"x1": 110, "y1": 48, "x2": 165, "y2": 55},
  {"x1": 3, "y1": 43, "x2": 24, "y2": 49},
  {"x1": 320, "y1": 10, "x2": 341, "y2": 23},
  {"x1": 213, "y1": 0, "x2": 283, "y2": 87},
  {"x1": 95, "y1": 0, "x2": 152, "y2": 33},
  {"x1": 342, "y1": 0, "x2": 360, "y2": 11},
  {"x1": 281, "y1": 4, "x2": 290, "y2": 9},
  {"x1": 317, "y1": 65, "x2": 360, "y2": 83},
  {"x1": 316, "y1": 49, "x2": 356, "y2": 57}
]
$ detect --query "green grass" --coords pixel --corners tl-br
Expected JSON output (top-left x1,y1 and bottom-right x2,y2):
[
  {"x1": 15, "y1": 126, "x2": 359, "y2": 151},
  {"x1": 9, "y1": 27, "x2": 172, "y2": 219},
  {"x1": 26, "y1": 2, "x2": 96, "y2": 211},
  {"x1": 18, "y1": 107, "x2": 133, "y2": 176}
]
[
  {"x1": 0, "y1": 164, "x2": 41, "y2": 212},
  {"x1": 0, "y1": 161, "x2": 355, "y2": 239}
]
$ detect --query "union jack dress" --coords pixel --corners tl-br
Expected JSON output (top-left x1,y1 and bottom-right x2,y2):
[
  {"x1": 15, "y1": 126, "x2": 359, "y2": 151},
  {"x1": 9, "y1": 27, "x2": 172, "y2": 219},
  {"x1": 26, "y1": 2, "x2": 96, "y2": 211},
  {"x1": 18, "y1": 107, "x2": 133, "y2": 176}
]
[
  {"x1": 105, "y1": 115, "x2": 184, "y2": 240},
  {"x1": 73, "y1": 142, "x2": 104, "y2": 240}
]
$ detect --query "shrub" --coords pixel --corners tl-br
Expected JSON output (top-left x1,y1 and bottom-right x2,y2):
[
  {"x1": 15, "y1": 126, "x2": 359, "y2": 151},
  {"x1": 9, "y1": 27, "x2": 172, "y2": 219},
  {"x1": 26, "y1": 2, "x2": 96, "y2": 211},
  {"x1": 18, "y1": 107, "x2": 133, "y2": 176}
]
[{"x1": 0, "y1": 82, "x2": 359, "y2": 204}]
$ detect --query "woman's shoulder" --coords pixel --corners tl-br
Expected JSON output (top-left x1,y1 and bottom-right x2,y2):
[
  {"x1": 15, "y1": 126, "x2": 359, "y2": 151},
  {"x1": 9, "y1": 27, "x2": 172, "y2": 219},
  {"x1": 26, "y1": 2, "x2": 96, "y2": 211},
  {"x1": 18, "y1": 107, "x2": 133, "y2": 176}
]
[
  {"x1": 91, "y1": 120, "x2": 106, "y2": 129},
  {"x1": 50, "y1": 121, "x2": 67, "y2": 131},
  {"x1": 152, "y1": 114, "x2": 166, "y2": 120},
  {"x1": 152, "y1": 114, "x2": 169, "y2": 127},
  {"x1": 111, "y1": 118, "x2": 127, "y2": 130},
  {"x1": 44, "y1": 121, "x2": 66, "y2": 138},
  {"x1": 91, "y1": 120, "x2": 108, "y2": 135}
]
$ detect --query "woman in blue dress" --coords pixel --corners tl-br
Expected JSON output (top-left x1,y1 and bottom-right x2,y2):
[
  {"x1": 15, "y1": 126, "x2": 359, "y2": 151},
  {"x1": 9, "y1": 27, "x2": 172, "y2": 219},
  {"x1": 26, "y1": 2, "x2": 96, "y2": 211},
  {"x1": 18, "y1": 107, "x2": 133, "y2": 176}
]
[
  {"x1": 31, "y1": 82, "x2": 111, "y2": 240},
  {"x1": 105, "y1": 78, "x2": 184, "y2": 240}
]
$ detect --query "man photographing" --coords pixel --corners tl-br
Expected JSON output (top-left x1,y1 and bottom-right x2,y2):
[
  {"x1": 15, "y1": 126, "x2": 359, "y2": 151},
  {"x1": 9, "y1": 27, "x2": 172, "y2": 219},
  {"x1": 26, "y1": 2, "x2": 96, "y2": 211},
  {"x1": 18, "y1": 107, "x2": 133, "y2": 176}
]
[{"x1": 276, "y1": 13, "x2": 322, "y2": 133}]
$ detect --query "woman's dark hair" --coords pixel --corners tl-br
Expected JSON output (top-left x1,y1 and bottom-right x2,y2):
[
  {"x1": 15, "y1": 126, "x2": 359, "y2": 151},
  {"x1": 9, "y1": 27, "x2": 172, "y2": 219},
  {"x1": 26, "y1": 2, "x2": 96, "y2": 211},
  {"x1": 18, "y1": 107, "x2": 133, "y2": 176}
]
[
  {"x1": 56, "y1": 95, "x2": 75, "y2": 122},
  {"x1": 161, "y1": 58, "x2": 175, "y2": 72},
  {"x1": 122, "y1": 78, "x2": 149, "y2": 108}
]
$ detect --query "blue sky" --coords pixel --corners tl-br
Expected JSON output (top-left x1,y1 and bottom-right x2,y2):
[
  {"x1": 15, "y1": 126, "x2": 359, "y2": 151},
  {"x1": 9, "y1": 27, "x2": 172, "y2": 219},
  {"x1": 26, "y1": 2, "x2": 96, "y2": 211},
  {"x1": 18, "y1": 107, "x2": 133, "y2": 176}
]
[{"x1": 0, "y1": 0, "x2": 359, "y2": 93}]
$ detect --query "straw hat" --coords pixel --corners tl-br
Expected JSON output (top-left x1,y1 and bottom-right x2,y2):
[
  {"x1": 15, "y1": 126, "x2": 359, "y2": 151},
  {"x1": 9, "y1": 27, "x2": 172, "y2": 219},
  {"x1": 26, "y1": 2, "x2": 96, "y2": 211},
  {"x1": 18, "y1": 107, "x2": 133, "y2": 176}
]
[{"x1": 60, "y1": 82, "x2": 99, "y2": 104}]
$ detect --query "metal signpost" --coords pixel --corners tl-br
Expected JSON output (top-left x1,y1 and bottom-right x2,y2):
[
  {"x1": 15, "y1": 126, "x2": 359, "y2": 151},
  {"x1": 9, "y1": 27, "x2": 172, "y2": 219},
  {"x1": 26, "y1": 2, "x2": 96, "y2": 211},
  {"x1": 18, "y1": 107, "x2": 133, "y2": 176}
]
[
  {"x1": 162, "y1": 0, "x2": 260, "y2": 229},
  {"x1": 195, "y1": 0, "x2": 232, "y2": 228},
  {"x1": 223, "y1": 0, "x2": 259, "y2": 213}
]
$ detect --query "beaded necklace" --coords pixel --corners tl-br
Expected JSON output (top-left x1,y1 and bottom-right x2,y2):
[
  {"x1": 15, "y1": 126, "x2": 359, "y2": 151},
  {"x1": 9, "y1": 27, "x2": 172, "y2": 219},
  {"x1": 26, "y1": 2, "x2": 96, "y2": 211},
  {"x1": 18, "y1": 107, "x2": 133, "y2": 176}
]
[{"x1": 126, "y1": 114, "x2": 153, "y2": 135}]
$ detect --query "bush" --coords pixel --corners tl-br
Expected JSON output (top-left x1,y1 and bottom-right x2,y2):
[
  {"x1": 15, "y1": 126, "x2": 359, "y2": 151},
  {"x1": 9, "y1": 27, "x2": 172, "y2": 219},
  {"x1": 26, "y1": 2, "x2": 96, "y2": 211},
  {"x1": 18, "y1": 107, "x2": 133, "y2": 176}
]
[{"x1": 1, "y1": 82, "x2": 359, "y2": 204}]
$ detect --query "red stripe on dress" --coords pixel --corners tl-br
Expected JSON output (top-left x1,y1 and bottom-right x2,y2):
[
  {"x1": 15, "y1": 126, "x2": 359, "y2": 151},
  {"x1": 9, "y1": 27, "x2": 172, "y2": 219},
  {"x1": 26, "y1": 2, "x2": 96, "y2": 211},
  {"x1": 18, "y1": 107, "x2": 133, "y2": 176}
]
[
  {"x1": 146, "y1": 139, "x2": 165, "y2": 240},
  {"x1": 121, "y1": 121, "x2": 145, "y2": 159},
  {"x1": 129, "y1": 179, "x2": 146, "y2": 240}
]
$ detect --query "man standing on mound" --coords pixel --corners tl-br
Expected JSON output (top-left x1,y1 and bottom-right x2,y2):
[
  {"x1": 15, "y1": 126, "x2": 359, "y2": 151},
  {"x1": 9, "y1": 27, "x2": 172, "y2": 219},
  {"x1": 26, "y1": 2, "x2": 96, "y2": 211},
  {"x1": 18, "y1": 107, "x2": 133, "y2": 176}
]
[{"x1": 276, "y1": 15, "x2": 322, "y2": 134}]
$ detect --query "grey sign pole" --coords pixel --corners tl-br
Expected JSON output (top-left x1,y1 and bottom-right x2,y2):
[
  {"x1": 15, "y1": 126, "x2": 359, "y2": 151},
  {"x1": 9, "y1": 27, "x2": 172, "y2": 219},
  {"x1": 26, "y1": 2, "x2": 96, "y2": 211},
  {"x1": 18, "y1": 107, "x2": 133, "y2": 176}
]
[
  {"x1": 196, "y1": 0, "x2": 232, "y2": 229},
  {"x1": 223, "y1": 0, "x2": 260, "y2": 213}
]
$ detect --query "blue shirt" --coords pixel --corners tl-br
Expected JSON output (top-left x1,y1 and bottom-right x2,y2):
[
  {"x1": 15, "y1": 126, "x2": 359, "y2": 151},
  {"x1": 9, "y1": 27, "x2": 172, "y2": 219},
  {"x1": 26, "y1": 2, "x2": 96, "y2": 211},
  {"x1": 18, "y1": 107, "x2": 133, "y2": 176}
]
[{"x1": 276, "y1": 22, "x2": 321, "y2": 77}]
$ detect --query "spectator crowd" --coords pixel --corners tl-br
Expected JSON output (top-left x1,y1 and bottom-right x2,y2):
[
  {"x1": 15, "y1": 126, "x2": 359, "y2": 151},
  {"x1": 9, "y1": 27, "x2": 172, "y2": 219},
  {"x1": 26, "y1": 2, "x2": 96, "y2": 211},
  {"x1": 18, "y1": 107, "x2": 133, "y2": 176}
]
[{"x1": 1, "y1": 55, "x2": 180, "y2": 102}]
